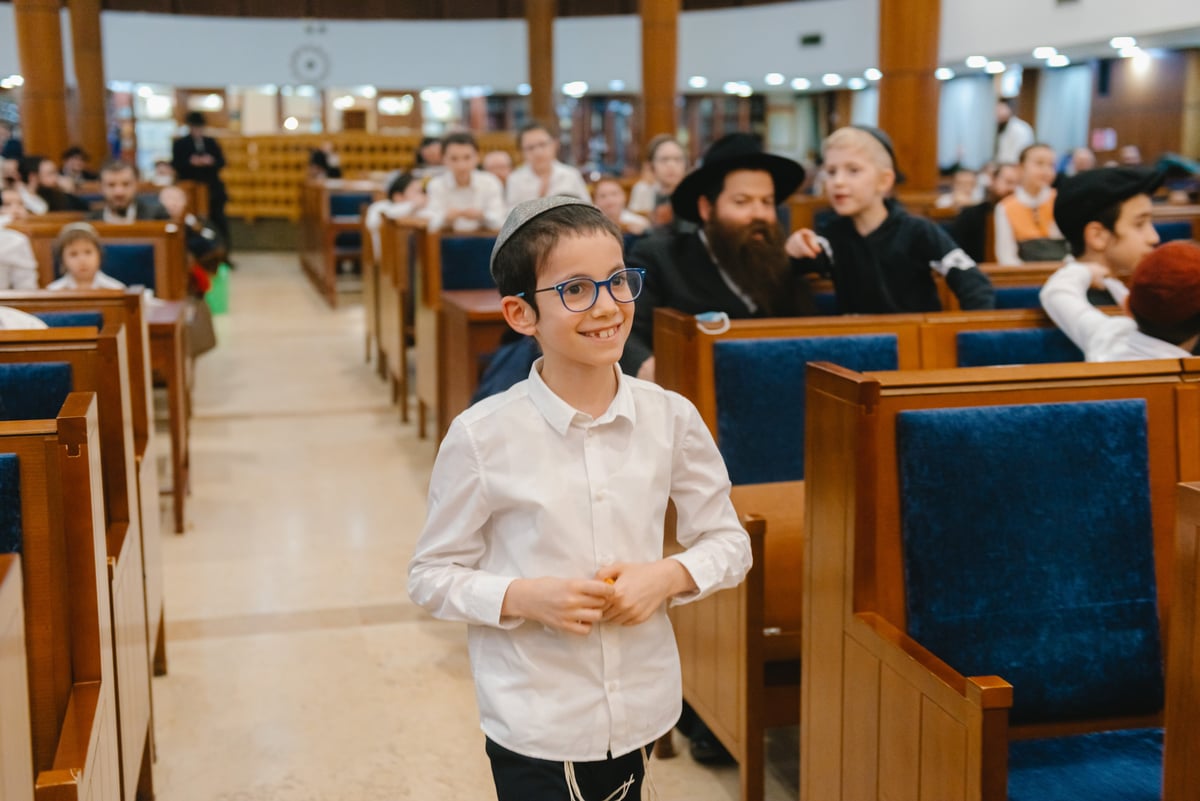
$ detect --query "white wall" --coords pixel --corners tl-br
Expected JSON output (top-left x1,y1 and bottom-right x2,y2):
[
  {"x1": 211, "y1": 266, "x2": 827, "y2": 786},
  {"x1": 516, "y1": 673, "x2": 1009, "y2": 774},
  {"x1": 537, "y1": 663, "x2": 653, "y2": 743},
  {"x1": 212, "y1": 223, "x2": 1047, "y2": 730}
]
[{"x1": 0, "y1": 0, "x2": 876, "y2": 92}]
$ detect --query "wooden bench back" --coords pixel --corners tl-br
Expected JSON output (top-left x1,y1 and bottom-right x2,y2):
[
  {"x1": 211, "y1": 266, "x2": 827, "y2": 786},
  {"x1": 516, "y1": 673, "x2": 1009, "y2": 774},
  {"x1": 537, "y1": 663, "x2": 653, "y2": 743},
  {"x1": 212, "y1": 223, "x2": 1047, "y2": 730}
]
[{"x1": 0, "y1": 553, "x2": 34, "y2": 801}]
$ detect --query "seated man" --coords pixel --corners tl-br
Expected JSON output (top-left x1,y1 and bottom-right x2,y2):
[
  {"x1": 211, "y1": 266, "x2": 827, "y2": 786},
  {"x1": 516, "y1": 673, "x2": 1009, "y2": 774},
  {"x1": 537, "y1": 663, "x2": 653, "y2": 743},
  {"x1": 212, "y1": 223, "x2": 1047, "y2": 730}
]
[
  {"x1": 505, "y1": 122, "x2": 590, "y2": 208},
  {"x1": 592, "y1": 177, "x2": 650, "y2": 235},
  {"x1": 421, "y1": 132, "x2": 505, "y2": 233},
  {"x1": 0, "y1": 187, "x2": 37, "y2": 290},
  {"x1": 88, "y1": 161, "x2": 170, "y2": 223},
  {"x1": 622, "y1": 133, "x2": 817, "y2": 383},
  {"x1": 1040, "y1": 167, "x2": 1200, "y2": 360},
  {"x1": 2, "y1": 157, "x2": 47, "y2": 215},
  {"x1": 60, "y1": 145, "x2": 98, "y2": 189}
]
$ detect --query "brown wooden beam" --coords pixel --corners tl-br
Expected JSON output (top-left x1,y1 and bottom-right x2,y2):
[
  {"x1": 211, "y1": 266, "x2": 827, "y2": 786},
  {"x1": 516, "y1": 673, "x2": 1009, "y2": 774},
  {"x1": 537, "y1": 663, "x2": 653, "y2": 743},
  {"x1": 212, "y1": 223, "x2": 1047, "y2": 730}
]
[
  {"x1": 69, "y1": 0, "x2": 110, "y2": 164},
  {"x1": 526, "y1": 0, "x2": 555, "y2": 124},
  {"x1": 877, "y1": 0, "x2": 940, "y2": 191},
  {"x1": 14, "y1": 0, "x2": 70, "y2": 160},
  {"x1": 640, "y1": 0, "x2": 679, "y2": 145}
]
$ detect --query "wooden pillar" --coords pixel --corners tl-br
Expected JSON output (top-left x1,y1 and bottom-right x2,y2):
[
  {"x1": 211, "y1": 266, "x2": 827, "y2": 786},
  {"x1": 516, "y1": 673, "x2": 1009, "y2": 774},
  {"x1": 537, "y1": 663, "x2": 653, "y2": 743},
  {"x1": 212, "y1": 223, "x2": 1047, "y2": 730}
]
[
  {"x1": 69, "y1": 0, "x2": 109, "y2": 164},
  {"x1": 13, "y1": 0, "x2": 70, "y2": 159},
  {"x1": 877, "y1": 0, "x2": 940, "y2": 191},
  {"x1": 641, "y1": 0, "x2": 679, "y2": 143},
  {"x1": 1183, "y1": 49, "x2": 1200, "y2": 161},
  {"x1": 526, "y1": 0, "x2": 554, "y2": 124}
]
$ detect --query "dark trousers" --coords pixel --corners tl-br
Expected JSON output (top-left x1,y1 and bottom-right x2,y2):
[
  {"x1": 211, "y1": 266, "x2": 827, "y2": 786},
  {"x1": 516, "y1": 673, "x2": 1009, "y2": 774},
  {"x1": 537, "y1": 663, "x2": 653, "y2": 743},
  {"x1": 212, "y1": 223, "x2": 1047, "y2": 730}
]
[{"x1": 486, "y1": 738, "x2": 653, "y2": 801}]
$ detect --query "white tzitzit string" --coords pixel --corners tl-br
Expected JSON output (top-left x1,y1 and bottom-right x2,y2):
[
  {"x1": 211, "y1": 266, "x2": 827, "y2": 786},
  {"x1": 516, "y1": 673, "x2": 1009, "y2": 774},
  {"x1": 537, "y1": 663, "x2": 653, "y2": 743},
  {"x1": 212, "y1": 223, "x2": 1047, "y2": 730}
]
[{"x1": 562, "y1": 760, "x2": 639, "y2": 801}]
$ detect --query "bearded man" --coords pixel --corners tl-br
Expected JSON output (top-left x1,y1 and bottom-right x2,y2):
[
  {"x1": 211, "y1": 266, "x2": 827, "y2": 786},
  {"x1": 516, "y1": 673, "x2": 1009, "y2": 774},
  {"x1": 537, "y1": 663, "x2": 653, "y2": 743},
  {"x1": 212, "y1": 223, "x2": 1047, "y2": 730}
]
[{"x1": 620, "y1": 133, "x2": 816, "y2": 382}]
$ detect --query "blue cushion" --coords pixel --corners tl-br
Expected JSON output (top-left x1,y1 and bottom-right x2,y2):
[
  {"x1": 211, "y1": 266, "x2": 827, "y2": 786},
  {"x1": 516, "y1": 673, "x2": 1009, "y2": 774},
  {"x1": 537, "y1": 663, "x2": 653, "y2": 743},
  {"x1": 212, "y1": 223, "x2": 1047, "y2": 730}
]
[
  {"x1": 440, "y1": 237, "x2": 497, "y2": 291},
  {"x1": 330, "y1": 193, "x2": 373, "y2": 218},
  {"x1": 0, "y1": 454, "x2": 20, "y2": 554},
  {"x1": 0, "y1": 363, "x2": 73, "y2": 422},
  {"x1": 334, "y1": 231, "x2": 362, "y2": 251},
  {"x1": 1153, "y1": 221, "x2": 1192, "y2": 243},
  {"x1": 100, "y1": 243, "x2": 155, "y2": 290},
  {"x1": 896, "y1": 399, "x2": 1162, "y2": 726},
  {"x1": 714, "y1": 335, "x2": 898, "y2": 484},
  {"x1": 34, "y1": 311, "x2": 104, "y2": 330},
  {"x1": 1008, "y1": 728, "x2": 1163, "y2": 801},
  {"x1": 956, "y1": 328, "x2": 1084, "y2": 367},
  {"x1": 993, "y1": 286, "x2": 1044, "y2": 310}
]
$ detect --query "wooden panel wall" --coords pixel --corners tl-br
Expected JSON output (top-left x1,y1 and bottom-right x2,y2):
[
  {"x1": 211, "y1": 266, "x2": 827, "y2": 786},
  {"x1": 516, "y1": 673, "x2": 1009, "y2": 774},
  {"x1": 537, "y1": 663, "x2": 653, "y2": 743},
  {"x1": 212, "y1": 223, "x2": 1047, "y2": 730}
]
[{"x1": 1090, "y1": 50, "x2": 1187, "y2": 163}]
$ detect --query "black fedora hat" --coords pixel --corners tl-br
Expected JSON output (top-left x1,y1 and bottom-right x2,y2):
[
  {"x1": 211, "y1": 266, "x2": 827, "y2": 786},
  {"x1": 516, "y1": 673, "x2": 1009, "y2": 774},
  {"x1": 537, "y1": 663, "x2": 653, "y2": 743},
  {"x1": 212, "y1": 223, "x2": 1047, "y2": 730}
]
[{"x1": 671, "y1": 133, "x2": 806, "y2": 223}]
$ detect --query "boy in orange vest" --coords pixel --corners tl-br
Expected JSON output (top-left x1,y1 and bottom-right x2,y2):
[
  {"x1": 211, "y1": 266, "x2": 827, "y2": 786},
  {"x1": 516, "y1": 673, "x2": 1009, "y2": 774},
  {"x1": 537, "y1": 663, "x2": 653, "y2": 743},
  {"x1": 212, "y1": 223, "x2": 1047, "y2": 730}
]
[{"x1": 994, "y1": 143, "x2": 1066, "y2": 264}]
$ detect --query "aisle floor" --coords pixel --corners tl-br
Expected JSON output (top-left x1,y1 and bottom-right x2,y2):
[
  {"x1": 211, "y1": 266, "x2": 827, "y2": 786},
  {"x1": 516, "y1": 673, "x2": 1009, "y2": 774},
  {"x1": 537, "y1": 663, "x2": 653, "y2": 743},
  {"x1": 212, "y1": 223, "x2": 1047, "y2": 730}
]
[{"x1": 151, "y1": 252, "x2": 796, "y2": 800}]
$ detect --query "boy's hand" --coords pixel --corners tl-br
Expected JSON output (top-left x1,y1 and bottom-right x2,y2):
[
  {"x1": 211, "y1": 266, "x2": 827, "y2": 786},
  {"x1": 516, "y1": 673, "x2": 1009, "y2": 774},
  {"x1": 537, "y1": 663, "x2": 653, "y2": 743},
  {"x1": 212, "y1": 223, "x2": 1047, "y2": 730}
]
[
  {"x1": 785, "y1": 228, "x2": 822, "y2": 260},
  {"x1": 596, "y1": 560, "x2": 697, "y2": 626},
  {"x1": 501, "y1": 577, "x2": 614, "y2": 635},
  {"x1": 1084, "y1": 262, "x2": 1113, "y2": 289}
]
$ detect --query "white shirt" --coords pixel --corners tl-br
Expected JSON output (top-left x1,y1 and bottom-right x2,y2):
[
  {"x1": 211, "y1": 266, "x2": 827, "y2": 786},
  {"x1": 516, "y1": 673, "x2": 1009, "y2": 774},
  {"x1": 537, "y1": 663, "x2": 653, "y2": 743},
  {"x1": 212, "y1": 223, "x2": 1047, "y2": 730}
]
[
  {"x1": 505, "y1": 161, "x2": 591, "y2": 209},
  {"x1": 993, "y1": 186, "x2": 1064, "y2": 266},
  {"x1": 364, "y1": 199, "x2": 420, "y2": 257},
  {"x1": 46, "y1": 271, "x2": 127, "y2": 290},
  {"x1": 995, "y1": 116, "x2": 1036, "y2": 164},
  {"x1": 1040, "y1": 261, "x2": 1192, "y2": 361},
  {"x1": 0, "y1": 306, "x2": 49, "y2": 330},
  {"x1": 0, "y1": 228, "x2": 38, "y2": 290},
  {"x1": 627, "y1": 180, "x2": 656, "y2": 216},
  {"x1": 421, "y1": 170, "x2": 506, "y2": 233},
  {"x1": 407, "y1": 363, "x2": 752, "y2": 762},
  {"x1": 618, "y1": 209, "x2": 651, "y2": 235}
]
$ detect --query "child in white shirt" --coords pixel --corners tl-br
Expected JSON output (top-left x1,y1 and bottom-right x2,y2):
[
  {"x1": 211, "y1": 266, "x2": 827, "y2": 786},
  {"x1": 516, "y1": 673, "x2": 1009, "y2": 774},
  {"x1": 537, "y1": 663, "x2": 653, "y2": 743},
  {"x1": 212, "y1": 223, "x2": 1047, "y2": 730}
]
[{"x1": 46, "y1": 222, "x2": 126, "y2": 290}]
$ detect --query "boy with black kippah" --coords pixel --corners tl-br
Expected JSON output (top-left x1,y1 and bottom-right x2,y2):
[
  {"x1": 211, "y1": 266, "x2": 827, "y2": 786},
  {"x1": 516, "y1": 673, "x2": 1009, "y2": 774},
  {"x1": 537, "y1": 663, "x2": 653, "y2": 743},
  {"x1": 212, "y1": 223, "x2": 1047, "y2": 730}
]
[
  {"x1": 1040, "y1": 167, "x2": 1200, "y2": 360},
  {"x1": 407, "y1": 196, "x2": 751, "y2": 800}
]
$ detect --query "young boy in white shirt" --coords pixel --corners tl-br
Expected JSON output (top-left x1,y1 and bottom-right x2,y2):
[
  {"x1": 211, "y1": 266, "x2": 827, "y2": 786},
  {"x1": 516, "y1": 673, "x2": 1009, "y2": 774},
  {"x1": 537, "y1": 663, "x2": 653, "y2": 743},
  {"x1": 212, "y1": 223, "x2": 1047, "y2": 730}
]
[
  {"x1": 407, "y1": 196, "x2": 751, "y2": 800},
  {"x1": 1040, "y1": 167, "x2": 1200, "y2": 360},
  {"x1": 46, "y1": 222, "x2": 126, "y2": 290},
  {"x1": 422, "y1": 132, "x2": 506, "y2": 233},
  {"x1": 505, "y1": 122, "x2": 591, "y2": 208}
]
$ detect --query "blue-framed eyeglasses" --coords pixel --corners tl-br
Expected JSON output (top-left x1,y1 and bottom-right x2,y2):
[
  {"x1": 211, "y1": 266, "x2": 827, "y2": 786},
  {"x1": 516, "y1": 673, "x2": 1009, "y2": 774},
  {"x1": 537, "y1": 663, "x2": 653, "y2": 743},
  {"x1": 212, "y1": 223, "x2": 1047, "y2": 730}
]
[{"x1": 517, "y1": 267, "x2": 646, "y2": 313}]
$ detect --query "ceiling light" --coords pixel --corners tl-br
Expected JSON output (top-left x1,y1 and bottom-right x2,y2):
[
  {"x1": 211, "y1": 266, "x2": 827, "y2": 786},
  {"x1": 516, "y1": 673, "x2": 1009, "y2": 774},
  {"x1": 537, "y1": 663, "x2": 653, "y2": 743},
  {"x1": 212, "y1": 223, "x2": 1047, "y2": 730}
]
[
  {"x1": 1047, "y1": 54, "x2": 1070, "y2": 68},
  {"x1": 821, "y1": 73, "x2": 843, "y2": 87},
  {"x1": 965, "y1": 55, "x2": 988, "y2": 69},
  {"x1": 1119, "y1": 46, "x2": 1143, "y2": 59},
  {"x1": 1110, "y1": 36, "x2": 1136, "y2": 49},
  {"x1": 847, "y1": 77, "x2": 867, "y2": 90},
  {"x1": 765, "y1": 73, "x2": 785, "y2": 86},
  {"x1": 791, "y1": 77, "x2": 811, "y2": 91},
  {"x1": 723, "y1": 81, "x2": 742, "y2": 95},
  {"x1": 562, "y1": 81, "x2": 588, "y2": 98},
  {"x1": 360, "y1": 86, "x2": 377, "y2": 99},
  {"x1": 864, "y1": 68, "x2": 883, "y2": 81},
  {"x1": 517, "y1": 83, "x2": 531, "y2": 96},
  {"x1": 688, "y1": 75, "x2": 708, "y2": 90},
  {"x1": 608, "y1": 79, "x2": 625, "y2": 92},
  {"x1": 935, "y1": 67, "x2": 955, "y2": 81},
  {"x1": 1033, "y1": 46, "x2": 1057, "y2": 59},
  {"x1": 985, "y1": 61, "x2": 1006, "y2": 74},
  {"x1": 283, "y1": 116, "x2": 299, "y2": 131}
]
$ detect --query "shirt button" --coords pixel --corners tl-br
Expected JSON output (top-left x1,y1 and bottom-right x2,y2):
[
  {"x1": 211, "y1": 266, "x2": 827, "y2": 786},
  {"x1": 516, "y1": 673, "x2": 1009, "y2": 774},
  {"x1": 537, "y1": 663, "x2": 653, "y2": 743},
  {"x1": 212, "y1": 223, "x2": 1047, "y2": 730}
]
[{"x1": 607, "y1": 680, "x2": 619, "y2": 692}]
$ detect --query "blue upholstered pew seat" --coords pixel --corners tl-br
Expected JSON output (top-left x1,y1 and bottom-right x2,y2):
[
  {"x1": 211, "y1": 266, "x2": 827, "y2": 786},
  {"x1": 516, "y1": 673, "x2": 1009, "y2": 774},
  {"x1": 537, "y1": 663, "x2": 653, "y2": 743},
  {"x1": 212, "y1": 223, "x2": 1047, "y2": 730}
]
[
  {"x1": 0, "y1": 362, "x2": 74, "y2": 423},
  {"x1": 331, "y1": 193, "x2": 373, "y2": 251},
  {"x1": 713, "y1": 335, "x2": 898, "y2": 484},
  {"x1": 90, "y1": 243, "x2": 156, "y2": 291},
  {"x1": 992, "y1": 285, "x2": 1044, "y2": 310},
  {"x1": 896, "y1": 399, "x2": 1162, "y2": 800},
  {"x1": 0, "y1": 453, "x2": 20, "y2": 554},
  {"x1": 956, "y1": 327, "x2": 1084, "y2": 367},
  {"x1": 34, "y1": 311, "x2": 105, "y2": 330},
  {"x1": 1152, "y1": 220, "x2": 1192, "y2": 243},
  {"x1": 440, "y1": 236, "x2": 497, "y2": 291}
]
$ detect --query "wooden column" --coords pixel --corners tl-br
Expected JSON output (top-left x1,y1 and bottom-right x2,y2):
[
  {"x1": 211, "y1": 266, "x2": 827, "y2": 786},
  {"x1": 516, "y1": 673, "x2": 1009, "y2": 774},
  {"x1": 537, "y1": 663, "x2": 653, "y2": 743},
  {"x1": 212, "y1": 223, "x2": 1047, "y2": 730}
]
[
  {"x1": 1183, "y1": 49, "x2": 1200, "y2": 161},
  {"x1": 13, "y1": 0, "x2": 70, "y2": 159},
  {"x1": 641, "y1": 0, "x2": 679, "y2": 143},
  {"x1": 526, "y1": 0, "x2": 554, "y2": 124},
  {"x1": 69, "y1": 0, "x2": 109, "y2": 164},
  {"x1": 877, "y1": 0, "x2": 940, "y2": 191}
]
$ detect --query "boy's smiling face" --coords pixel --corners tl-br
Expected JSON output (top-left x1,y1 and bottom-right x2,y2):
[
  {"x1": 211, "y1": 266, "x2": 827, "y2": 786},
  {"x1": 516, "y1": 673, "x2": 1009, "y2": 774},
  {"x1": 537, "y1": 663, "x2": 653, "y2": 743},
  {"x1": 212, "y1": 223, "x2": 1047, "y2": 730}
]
[
  {"x1": 515, "y1": 231, "x2": 631, "y2": 376},
  {"x1": 823, "y1": 145, "x2": 893, "y2": 220}
]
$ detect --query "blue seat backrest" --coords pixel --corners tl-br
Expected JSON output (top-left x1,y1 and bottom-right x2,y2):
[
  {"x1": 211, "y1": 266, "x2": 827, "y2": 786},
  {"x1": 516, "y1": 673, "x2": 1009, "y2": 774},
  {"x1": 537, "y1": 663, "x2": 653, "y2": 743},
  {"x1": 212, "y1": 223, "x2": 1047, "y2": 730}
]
[
  {"x1": 993, "y1": 285, "x2": 1044, "y2": 310},
  {"x1": 35, "y1": 311, "x2": 104, "y2": 330},
  {"x1": 1152, "y1": 220, "x2": 1192, "y2": 243},
  {"x1": 0, "y1": 454, "x2": 20, "y2": 553},
  {"x1": 714, "y1": 334, "x2": 898, "y2": 484},
  {"x1": 812, "y1": 291, "x2": 840, "y2": 316},
  {"x1": 0, "y1": 362, "x2": 73, "y2": 422},
  {"x1": 896, "y1": 399, "x2": 1162, "y2": 726},
  {"x1": 956, "y1": 327, "x2": 1084, "y2": 367},
  {"x1": 99, "y1": 243, "x2": 155, "y2": 290},
  {"x1": 330, "y1": 193, "x2": 373, "y2": 218},
  {"x1": 440, "y1": 236, "x2": 497, "y2": 291}
]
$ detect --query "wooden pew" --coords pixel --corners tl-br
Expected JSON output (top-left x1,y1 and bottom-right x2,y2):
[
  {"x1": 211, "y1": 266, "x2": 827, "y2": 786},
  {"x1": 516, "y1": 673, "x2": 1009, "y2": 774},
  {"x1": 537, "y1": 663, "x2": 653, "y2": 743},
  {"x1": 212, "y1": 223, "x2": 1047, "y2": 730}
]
[
  {"x1": 377, "y1": 217, "x2": 420, "y2": 421},
  {"x1": 0, "y1": 553, "x2": 34, "y2": 801},
  {"x1": 800, "y1": 359, "x2": 1200, "y2": 801},
  {"x1": 0, "y1": 289, "x2": 170, "y2": 658},
  {"x1": 1151, "y1": 202, "x2": 1200, "y2": 241},
  {"x1": 299, "y1": 178, "x2": 380, "y2": 307},
  {"x1": 361, "y1": 208, "x2": 381, "y2": 371},
  {"x1": 0, "y1": 380, "x2": 122, "y2": 801},
  {"x1": 1166, "y1": 481, "x2": 1200, "y2": 798},
  {"x1": 9, "y1": 219, "x2": 190, "y2": 300},
  {"x1": 0, "y1": 328, "x2": 159, "y2": 801}
]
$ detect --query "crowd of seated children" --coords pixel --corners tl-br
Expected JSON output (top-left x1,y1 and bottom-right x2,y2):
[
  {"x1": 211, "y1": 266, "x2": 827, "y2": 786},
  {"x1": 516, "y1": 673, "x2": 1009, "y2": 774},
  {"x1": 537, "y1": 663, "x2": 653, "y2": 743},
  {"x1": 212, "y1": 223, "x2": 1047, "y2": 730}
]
[
  {"x1": 1039, "y1": 166, "x2": 1200, "y2": 361},
  {"x1": 29, "y1": 156, "x2": 89, "y2": 212},
  {"x1": 934, "y1": 167, "x2": 984, "y2": 210},
  {"x1": 88, "y1": 161, "x2": 170, "y2": 223},
  {"x1": 592, "y1": 177, "x2": 650, "y2": 235},
  {"x1": 786, "y1": 125, "x2": 995, "y2": 313},
  {"x1": 628, "y1": 134, "x2": 687, "y2": 228},
  {"x1": 482, "y1": 150, "x2": 514, "y2": 188},
  {"x1": 46, "y1": 222, "x2": 126, "y2": 290},
  {"x1": 0, "y1": 187, "x2": 37, "y2": 290},
  {"x1": 421, "y1": 132, "x2": 506, "y2": 233},
  {"x1": 505, "y1": 122, "x2": 590, "y2": 207},
  {"x1": 945, "y1": 162, "x2": 1020, "y2": 263},
  {"x1": 364, "y1": 172, "x2": 428, "y2": 255},
  {"x1": 994, "y1": 143, "x2": 1067, "y2": 265}
]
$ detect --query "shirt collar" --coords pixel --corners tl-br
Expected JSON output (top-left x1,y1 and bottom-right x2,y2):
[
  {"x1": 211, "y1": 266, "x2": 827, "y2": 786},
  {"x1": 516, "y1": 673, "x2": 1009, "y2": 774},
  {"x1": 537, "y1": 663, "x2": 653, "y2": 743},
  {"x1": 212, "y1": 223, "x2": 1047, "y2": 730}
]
[{"x1": 525, "y1": 357, "x2": 637, "y2": 435}]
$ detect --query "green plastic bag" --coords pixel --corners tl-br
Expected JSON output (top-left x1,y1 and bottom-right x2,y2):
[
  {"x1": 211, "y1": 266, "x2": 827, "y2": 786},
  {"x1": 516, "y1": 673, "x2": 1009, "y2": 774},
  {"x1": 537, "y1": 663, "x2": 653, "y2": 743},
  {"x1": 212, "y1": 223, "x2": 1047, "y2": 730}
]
[{"x1": 206, "y1": 263, "x2": 231, "y2": 315}]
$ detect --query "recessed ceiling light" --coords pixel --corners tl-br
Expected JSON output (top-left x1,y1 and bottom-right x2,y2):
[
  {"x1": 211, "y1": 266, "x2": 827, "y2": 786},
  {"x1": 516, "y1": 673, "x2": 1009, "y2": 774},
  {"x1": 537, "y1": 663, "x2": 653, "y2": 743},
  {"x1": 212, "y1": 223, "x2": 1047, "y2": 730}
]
[
  {"x1": 608, "y1": 79, "x2": 625, "y2": 92},
  {"x1": 517, "y1": 83, "x2": 532, "y2": 96},
  {"x1": 864, "y1": 68, "x2": 883, "y2": 81},
  {"x1": 765, "y1": 73, "x2": 785, "y2": 86},
  {"x1": 1110, "y1": 36, "x2": 1136, "y2": 49},
  {"x1": 1047, "y1": 54, "x2": 1070, "y2": 68},
  {"x1": 965, "y1": 55, "x2": 988, "y2": 69},
  {"x1": 1119, "y1": 46, "x2": 1143, "y2": 59},
  {"x1": 1033, "y1": 46, "x2": 1057, "y2": 59},
  {"x1": 935, "y1": 67, "x2": 955, "y2": 81},
  {"x1": 791, "y1": 77, "x2": 811, "y2": 91},
  {"x1": 687, "y1": 75, "x2": 708, "y2": 90},
  {"x1": 985, "y1": 61, "x2": 1006, "y2": 74},
  {"x1": 847, "y1": 77, "x2": 867, "y2": 90},
  {"x1": 821, "y1": 73, "x2": 843, "y2": 87}
]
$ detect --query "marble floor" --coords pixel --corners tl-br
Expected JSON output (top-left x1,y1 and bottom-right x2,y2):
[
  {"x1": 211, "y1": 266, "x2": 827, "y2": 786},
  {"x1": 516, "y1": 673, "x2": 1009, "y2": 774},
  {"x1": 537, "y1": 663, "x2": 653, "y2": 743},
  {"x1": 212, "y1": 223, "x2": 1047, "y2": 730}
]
[{"x1": 150, "y1": 252, "x2": 798, "y2": 800}]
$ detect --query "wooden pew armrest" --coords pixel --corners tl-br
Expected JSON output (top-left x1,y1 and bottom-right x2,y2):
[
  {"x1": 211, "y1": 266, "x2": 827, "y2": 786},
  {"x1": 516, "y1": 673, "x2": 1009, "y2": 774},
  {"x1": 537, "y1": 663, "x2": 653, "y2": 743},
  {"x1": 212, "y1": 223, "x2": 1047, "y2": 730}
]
[{"x1": 37, "y1": 681, "x2": 104, "y2": 797}]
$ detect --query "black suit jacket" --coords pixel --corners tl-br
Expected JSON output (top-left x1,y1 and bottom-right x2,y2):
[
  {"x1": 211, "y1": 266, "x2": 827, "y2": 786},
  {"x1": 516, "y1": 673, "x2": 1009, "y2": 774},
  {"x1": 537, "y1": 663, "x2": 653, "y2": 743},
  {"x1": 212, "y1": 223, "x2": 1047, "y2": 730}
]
[
  {"x1": 172, "y1": 135, "x2": 227, "y2": 199},
  {"x1": 621, "y1": 231, "x2": 816, "y2": 375},
  {"x1": 87, "y1": 198, "x2": 172, "y2": 222}
]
